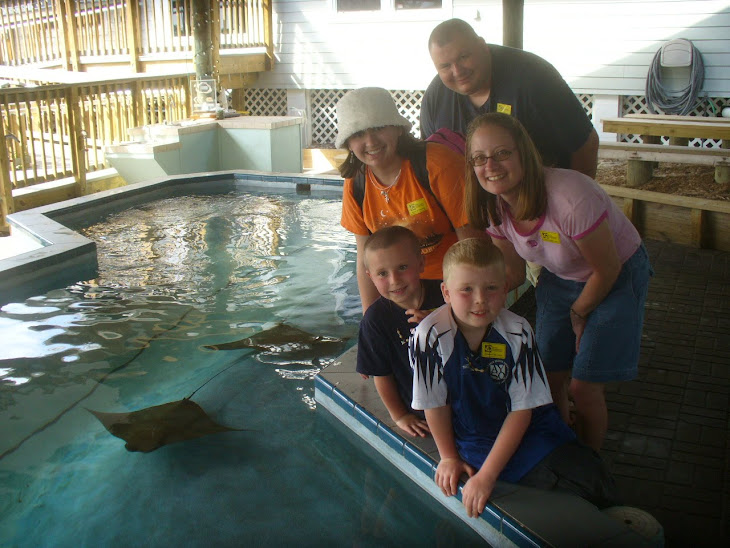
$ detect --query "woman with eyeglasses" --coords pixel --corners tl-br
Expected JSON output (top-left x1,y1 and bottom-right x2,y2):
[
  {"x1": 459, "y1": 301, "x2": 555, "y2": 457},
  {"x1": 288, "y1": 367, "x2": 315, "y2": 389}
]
[{"x1": 464, "y1": 112, "x2": 652, "y2": 452}]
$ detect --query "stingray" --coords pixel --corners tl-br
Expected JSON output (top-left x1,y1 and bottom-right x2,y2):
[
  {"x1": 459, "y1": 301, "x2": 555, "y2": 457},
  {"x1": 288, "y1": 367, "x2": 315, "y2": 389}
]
[
  {"x1": 204, "y1": 323, "x2": 344, "y2": 354},
  {"x1": 87, "y1": 367, "x2": 243, "y2": 453}
]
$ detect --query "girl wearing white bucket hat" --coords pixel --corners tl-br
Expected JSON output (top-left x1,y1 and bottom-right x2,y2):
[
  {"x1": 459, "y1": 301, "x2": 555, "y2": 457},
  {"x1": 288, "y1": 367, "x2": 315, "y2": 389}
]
[{"x1": 337, "y1": 87, "x2": 481, "y2": 311}]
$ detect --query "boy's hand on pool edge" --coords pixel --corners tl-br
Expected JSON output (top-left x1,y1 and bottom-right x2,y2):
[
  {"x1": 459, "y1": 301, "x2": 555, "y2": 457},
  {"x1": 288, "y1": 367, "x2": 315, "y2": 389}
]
[
  {"x1": 395, "y1": 413, "x2": 430, "y2": 438},
  {"x1": 435, "y1": 457, "x2": 474, "y2": 497},
  {"x1": 461, "y1": 473, "x2": 496, "y2": 518}
]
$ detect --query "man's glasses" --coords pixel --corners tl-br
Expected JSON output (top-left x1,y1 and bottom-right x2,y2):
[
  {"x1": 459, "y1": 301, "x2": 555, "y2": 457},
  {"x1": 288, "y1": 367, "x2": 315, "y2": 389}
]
[{"x1": 468, "y1": 149, "x2": 513, "y2": 167}]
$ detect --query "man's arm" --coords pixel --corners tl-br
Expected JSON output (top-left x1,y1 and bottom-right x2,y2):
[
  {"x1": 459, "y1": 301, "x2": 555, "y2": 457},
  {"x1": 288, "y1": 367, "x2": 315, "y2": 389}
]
[
  {"x1": 570, "y1": 128, "x2": 599, "y2": 179},
  {"x1": 461, "y1": 409, "x2": 532, "y2": 518}
]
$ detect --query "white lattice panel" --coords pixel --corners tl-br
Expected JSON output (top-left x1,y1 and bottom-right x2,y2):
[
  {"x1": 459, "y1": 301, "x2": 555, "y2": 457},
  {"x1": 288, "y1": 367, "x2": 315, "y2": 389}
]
[
  {"x1": 391, "y1": 89, "x2": 424, "y2": 137},
  {"x1": 310, "y1": 89, "x2": 594, "y2": 147},
  {"x1": 310, "y1": 89, "x2": 347, "y2": 146},
  {"x1": 310, "y1": 89, "x2": 426, "y2": 147},
  {"x1": 577, "y1": 94, "x2": 593, "y2": 120},
  {"x1": 244, "y1": 88, "x2": 287, "y2": 116},
  {"x1": 620, "y1": 95, "x2": 726, "y2": 148}
]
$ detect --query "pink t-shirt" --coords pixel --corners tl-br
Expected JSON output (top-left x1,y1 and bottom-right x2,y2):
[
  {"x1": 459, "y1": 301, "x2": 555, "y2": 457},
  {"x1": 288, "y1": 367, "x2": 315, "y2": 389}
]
[{"x1": 486, "y1": 167, "x2": 641, "y2": 282}]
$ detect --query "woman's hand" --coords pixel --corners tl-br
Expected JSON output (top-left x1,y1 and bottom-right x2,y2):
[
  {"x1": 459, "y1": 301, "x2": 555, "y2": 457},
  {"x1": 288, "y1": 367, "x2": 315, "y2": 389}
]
[{"x1": 570, "y1": 307, "x2": 588, "y2": 352}]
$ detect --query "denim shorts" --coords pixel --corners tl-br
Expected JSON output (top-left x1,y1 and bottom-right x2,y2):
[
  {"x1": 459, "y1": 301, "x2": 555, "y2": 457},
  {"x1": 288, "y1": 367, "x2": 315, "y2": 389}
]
[{"x1": 535, "y1": 243, "x2": 652, "y2": 383}]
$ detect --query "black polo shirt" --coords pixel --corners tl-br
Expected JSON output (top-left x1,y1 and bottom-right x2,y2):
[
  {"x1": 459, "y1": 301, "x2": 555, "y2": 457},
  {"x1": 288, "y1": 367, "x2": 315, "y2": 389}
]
[{"x1": 420, "y1": 44, "x2": 594, "y2": 169}]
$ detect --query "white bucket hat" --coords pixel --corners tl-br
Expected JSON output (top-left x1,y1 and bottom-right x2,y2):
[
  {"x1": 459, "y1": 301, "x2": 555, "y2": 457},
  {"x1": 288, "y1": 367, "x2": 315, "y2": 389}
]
[{"x1": 335, "y1": 87, "x2": 412, "y2": 149}]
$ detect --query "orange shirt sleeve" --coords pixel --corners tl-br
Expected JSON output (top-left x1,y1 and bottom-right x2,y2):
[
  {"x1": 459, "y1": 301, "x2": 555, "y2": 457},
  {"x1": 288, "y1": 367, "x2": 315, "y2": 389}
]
[
  {"x1": 340, "y1": 176, "x2": 370, "y2": 236},
  {"x1": 425, "y1": 142, "x2": 469, "y2": 229}
]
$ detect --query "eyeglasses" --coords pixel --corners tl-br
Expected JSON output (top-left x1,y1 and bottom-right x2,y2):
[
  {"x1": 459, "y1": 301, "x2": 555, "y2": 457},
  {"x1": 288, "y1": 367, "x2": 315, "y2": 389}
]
[{"x1": 468, "y1": 149, "x2": 513, "y2": 167}]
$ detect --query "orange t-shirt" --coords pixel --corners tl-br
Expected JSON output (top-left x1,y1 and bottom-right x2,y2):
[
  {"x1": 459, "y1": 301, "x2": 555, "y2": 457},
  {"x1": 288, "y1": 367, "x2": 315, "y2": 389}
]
[{"x1": 340, "y1": 143, "x2": 468, "y2": 280}]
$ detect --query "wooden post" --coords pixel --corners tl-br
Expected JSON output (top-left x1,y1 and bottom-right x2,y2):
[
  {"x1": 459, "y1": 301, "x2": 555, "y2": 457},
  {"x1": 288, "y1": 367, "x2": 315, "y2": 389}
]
[
  {"x1": 690, "y1": 208, "x2": 705, "y2": 248},
  {"x1": 192, "y1": 0, "x2": 214, "y2": 82},
  {"x1": 503, "y1": 0, "x2": 524, "y2": 50},
  {"x1": 642, "y1": 133, "x2": 661, "y2": 169},
  {"x1": 125, "y1": 0, "x2": 141, "y2": 73},
  {"x1": 230, "y1": 88, "x2": 246, "y2": 112},
  {"x1": 263, "y1": 0, "x2": 274, "y2": 69},
  {"x1": 65, "y1": 87, "x2": 87, "y2": 196},
  {"x1": 622, "y1": 197, "x2": 636, "y2": 226},
  {"x1": 210, "y1": 0, "x2": 220, "y2": 85},
  {"x1": 0, "y1": 109, "x2": 14, "y2": 235},
  {"x1": 58, "y1": 0, "x2": 81, "y2": 72},
  {"x1": 626, "y1": 159, "x2": 653, "y2": 187},
  {"x1": 131, "y1": 80, "x2": 142, "y2": 129},
  {"x1": 716, "y1": 141, "x2": 730, "y2": 184}
]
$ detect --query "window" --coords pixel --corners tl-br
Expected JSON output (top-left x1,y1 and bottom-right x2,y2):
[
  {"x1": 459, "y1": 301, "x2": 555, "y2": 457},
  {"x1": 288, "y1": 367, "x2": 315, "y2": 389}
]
[
  {"x1": 337, "y1": 0, "x2": 379, "y2": 11},
  {"x1": 396, "y1": 1, "x2": 442, "y2": 9},
  {"x1": 336, "y1": 0, "x2": 442, "y2": 12}
]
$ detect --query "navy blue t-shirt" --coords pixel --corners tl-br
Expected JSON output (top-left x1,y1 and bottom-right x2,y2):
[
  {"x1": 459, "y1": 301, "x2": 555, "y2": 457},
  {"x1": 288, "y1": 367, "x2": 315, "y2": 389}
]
[
  {"x1": 357, "y1": 279, "x2": 444, "y2": 412},
  {"x1": 420, "y1": 44, "x2": 594, "y2": 169}
]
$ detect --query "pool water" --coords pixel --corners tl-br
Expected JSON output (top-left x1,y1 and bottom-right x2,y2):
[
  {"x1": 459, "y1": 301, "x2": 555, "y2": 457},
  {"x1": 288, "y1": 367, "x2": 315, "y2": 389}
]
[{"x1": 0, "y1": 189, "x2": 485, "y2": 546}]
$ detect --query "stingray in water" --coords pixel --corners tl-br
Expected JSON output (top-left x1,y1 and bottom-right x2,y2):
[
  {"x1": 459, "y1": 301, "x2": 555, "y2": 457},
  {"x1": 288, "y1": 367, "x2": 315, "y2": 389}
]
[
  {"x1": 88, "y1": 366, "x2": 243, "y2": 453},
  {"x1": 204, "y1": 323, "x2": 344, "y2": 354}
]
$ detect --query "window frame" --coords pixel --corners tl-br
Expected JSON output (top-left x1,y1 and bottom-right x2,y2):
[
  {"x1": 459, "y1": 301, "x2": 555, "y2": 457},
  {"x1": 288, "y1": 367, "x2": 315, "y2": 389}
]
[{"x1": 332, "y1": 0, "x2": 451, "y2": 20}]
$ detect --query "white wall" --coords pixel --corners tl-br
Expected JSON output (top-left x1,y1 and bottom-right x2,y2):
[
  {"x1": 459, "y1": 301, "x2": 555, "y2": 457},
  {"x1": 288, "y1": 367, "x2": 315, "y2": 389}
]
[
  {"x1": 253, "y1": 0, "x2": 729, "y2": 97},
  {"x1": 521, "y1": 0, "x2": 730, "y2": 96}
]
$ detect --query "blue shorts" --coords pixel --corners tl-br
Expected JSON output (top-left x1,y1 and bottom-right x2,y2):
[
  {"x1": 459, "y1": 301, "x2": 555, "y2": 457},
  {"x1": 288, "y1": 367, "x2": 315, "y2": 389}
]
[{"x1": 535, "y1": 244, "x2": 652, "y2": 383}]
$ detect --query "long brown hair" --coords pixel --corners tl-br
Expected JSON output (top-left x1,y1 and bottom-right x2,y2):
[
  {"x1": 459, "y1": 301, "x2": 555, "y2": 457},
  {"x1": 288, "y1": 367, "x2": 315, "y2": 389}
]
[
  {"x1": 337, "y1": 129, "x2": 423, "y2": 179},
  {"x1": 464, "y1": 113, "x2": 547, "y2": 229}
]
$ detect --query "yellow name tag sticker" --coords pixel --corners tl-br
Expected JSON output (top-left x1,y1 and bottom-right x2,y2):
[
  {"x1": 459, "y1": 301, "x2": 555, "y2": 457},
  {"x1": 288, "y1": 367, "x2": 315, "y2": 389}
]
[
  {"x1": 481, "y1": 342, "x2": 506, "y2": 359},
  {"x1": 540, "y1": 230, "x2": 561, "y2": 244},
  {"x1": 407, "y1": 198, "x2": 429, "y2": 216},
  {"x1": 496, "y1": 103, "x2": 512, "y2": 115}
]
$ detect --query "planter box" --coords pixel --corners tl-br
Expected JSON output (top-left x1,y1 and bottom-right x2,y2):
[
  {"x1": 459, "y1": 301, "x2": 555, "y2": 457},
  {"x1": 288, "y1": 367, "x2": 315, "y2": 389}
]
[{"x1": 602, "y1": 184, "x2": 730, "y2": 251}]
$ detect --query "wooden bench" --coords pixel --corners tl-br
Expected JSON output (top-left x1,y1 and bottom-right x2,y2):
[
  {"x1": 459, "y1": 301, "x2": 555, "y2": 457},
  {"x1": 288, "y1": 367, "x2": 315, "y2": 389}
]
[{"x1": 598, "y1": 141, "x2": 730, "y2": 186}]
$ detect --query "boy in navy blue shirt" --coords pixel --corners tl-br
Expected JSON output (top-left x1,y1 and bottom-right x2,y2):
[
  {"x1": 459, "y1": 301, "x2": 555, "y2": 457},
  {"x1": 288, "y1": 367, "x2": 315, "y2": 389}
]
[
  {"x1": 411, "y1": 238, "x2": 617, "y2": 517},
  {"x1": 357, "y1": 226, "x2": 444, "y2": 438}
]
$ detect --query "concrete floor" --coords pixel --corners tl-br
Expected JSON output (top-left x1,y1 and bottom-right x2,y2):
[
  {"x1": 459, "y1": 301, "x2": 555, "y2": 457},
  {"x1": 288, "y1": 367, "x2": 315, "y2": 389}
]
[{"x1": 512, "y1": 239, "x2": 729, "y2": 547}]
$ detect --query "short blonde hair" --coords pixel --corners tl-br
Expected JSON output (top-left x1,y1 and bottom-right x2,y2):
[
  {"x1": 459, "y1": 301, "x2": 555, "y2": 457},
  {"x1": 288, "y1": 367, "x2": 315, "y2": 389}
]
[{"x1": 442, "y1": 239, "x2": 505, "y2": 283}]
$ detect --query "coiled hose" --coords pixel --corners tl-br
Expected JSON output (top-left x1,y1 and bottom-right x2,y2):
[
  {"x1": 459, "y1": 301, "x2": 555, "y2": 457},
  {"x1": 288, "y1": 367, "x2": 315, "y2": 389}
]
[{"x1": 645, "y1": 40, "x2": 704, "y2": 115}]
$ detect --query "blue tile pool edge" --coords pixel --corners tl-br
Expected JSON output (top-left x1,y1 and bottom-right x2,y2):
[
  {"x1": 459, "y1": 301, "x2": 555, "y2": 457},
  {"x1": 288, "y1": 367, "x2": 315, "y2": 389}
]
[{"x1": 314, "y1": 377, "x2": 545, "y2": 548}]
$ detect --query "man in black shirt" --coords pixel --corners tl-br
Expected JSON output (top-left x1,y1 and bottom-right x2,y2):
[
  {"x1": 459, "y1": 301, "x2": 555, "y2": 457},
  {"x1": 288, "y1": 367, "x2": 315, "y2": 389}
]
[{"x1": 420, "y1": 18, "x2": 599, "y2": 178}]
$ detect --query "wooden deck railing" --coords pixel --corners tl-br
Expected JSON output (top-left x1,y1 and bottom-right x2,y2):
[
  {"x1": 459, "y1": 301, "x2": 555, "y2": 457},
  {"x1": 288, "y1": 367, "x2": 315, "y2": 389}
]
[
  {"x1": 0, "y1": 74, "x2": 191, "y2": 235},
  {"x1": 0, "y1": 0, "x2": 273, "y2": 233},
  {"x1": 0, "y1": 0, "x2": 270, "y2": 70}
]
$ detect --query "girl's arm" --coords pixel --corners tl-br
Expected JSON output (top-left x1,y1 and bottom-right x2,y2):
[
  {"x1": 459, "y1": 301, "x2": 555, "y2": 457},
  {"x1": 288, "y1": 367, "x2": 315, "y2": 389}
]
[
  {"x1": 571, "y1": 219, "x2": 622, "y2": 349},
  {"x1": 491, "y1": 237, "x2": 526, "y2": 290},
  {"x1": 461, "y1": 409, "x2": 532, "y2": 518}
]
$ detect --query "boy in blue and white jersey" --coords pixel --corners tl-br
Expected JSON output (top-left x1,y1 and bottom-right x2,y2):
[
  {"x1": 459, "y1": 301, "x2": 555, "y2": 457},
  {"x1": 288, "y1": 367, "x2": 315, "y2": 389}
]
[{"x1": 410, "y1": 238, "x2": 617, "y2": 518}]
